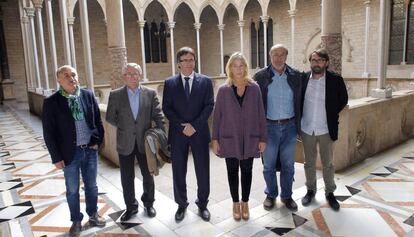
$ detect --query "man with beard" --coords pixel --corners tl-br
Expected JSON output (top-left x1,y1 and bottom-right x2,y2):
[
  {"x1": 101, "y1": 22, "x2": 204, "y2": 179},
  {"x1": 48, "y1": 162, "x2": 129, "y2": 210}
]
[{"x1": 300, "y1": 49, "x2": 348, "y2": 211}]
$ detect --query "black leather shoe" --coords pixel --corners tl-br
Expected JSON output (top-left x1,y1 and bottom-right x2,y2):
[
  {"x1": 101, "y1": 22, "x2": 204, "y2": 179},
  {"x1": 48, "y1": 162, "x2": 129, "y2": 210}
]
[
  {"x1": 199, "y1": 208, "x2": 211, "y2": 221},
  {"x1": 281, "y1": 198, "x2": 298, "y2": 211},
  {"x1": 301, "y1": 190, "x2": 315, "y2": 206},
  {"x1": 145, "y1": 206, "x2": 157, "y2": 218},
  {"x1": 120, "y1": 209, "x2": 138, "y2": 222},
  {"x1": 69, "y1": 221, "x2": 81, "y2": 237},
  {"x1": 326, "y1": 193, "x2": 340, "y2": 211},
  {"x1": 175, "y1": 207, "x2": 186, "y2": 221}
]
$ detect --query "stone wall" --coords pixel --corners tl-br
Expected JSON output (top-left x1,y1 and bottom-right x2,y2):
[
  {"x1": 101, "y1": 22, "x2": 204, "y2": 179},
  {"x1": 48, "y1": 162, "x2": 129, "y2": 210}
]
[{"x1": 2, "y1": 0, "x2": 414, "y2": 104}]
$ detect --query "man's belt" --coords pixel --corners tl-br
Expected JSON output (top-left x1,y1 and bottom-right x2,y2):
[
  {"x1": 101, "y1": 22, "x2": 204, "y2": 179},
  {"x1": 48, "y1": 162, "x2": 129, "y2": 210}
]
[{"x1": 266, "y1": 117, "x2": 295, "y2": 124}]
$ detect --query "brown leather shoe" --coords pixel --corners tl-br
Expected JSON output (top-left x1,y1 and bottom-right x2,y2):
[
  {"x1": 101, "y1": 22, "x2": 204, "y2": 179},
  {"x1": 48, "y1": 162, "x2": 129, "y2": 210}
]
[
  {"x1": 233, "y1": 202, "x2": 241, "y2": 221},
  {"x1": 241, "y1": 202, "x2": 249, "y2": 220}
]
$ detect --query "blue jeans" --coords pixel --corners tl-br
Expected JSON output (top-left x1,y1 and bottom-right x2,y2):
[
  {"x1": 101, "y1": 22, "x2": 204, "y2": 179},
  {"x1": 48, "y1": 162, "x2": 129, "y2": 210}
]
[
  {"x1": 63, "y1": 147, "x2": 98, "y2": 222},
  {"x1": 263, "y1": 120, "x2": 297, "y2": 199}
]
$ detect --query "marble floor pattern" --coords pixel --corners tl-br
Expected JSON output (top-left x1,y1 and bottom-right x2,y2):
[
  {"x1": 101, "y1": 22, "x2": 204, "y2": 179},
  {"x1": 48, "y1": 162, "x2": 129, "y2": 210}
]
[{"x1": 0, "y1": 102, "x2": 414, "y2": 237}]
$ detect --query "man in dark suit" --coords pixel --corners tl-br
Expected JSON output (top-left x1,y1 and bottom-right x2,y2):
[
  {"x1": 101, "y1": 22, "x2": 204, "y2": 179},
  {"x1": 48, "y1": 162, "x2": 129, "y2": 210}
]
[
  {"x1": 106, "y1": 63, "x2": 164, "y2": 221},
  {"x1": 162, "y1": 47, "x2": 214, "y2": 222},
  {"x1": 42, "y1": 65, "x2": 105, "y2": 237},
  {"x1": 300, "y1": 49, "x2": 348, "y2": 210}
]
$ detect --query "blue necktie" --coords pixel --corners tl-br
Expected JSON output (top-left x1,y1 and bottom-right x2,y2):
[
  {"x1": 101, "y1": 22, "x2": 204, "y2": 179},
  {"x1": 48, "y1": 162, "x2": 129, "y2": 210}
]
[{"x1": 184, "y1": 77, "x2": 190, "y2": 99}]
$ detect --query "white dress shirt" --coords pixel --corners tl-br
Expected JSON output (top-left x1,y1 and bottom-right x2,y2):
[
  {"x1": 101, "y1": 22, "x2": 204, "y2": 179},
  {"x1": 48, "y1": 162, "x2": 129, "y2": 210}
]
[
  {"x1": 181, "y1": 72, "x2": 194, "y2": 93},
  {"x1": 301, "y1": 73, "x2": 329, "y2": 136}
]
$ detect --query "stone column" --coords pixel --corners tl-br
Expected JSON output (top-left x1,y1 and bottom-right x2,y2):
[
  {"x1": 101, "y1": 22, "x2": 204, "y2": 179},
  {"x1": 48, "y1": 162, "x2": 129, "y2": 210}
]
[
  {"x1": 194, "y1": 22, "x2": 201, "y2": 73},
  {"x1": 45, "y1": 0, "x2": 58, "y2": 88},
  {"x1": 288, "y1": 10, "x2": 297, "y2": 66},
  {"x1": 168, "y1": 21, "x2": 176, "y2": 76},
  {"x1": 20, "y1": 13, "x2": 33, "y2": 90},
  {"x1": 67, "y1": 17, "x2": 76, "y2": 69},
  {"x1": 0, "y1": 6, "x2": 14, "y2": 100},
  {"x1": 401, "y1": 1, "x2": 410, "y2": 65},
  {"x1": 218, "y1": 24, "x2": 225, "y2": 76},
  {"x1": 59, "y1": 0, "x2": 71, "y2": 65},
  {"x1": 260, "y1": 16, "x2": 269, "y2": 65},
  {"x1": 321, "y1": 0, "x2": 342, "y2": 74},
  {"x1": 106, "y1": 0, "x2": 126, "y2": 89},
  {"x1": 33, "y1": 0, "x2": 50, "y2": 91},
  {"x1": 138, "y1": 20, "x2": 147, "y2": 81},
  {"x1": 79, "y1": 0, "x2": 94, "y2": 91},
  {"x1": 237, "y1": 20, "x2": 244, "y2": 54},
  {"x1": 372, "y1": 0, "x2": 392, "y2": 98},
  {"x1": 362, "y1": 0, "x2": 371, "y2": 78},
  {"x1": 25, "y1": 7, "x2": 42, "y2": 91}
]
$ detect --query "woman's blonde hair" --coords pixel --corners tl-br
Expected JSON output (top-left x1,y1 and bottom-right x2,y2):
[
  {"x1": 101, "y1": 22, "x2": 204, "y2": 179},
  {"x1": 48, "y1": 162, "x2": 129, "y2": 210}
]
[{"x1": 225, "y1": 52, "x2": 254, "y2": 86}]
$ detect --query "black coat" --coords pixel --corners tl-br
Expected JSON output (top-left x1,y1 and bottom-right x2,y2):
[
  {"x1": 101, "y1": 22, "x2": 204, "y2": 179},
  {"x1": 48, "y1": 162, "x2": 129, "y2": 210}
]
[
  {"x1": 301, "y1": 70, "x2": 348, "y2": 141},
  {"x1": 42, "y1": 89, "x2": 104, "y2": 165}
]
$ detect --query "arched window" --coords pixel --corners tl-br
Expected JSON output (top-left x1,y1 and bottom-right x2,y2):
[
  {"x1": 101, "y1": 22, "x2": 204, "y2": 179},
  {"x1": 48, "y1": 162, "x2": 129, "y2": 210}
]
[
  {"x1": 150, "y1": 20, "x2": 160, "y2": 63},
  {"x1": 144, "y1": 21, "x2": 151, "y2": 63},
  {"x1": 159, "y1": 20, "x2": 168, "y2": 63},
  {"x1": 267, "y1": 18, "x2": 273, "y2": 65},
  {"x1": 389, "y1": 0, "x2": 414, "y2": 64},
  {"x1": 258, "y1": 21, "x2": 264, "y2": 68},
  {"x1": 250, "y1": 21, "x2": 258, "y2": 68},
  {"x1": 407, "y1": 0, "x2": 414, "y2": 63}
]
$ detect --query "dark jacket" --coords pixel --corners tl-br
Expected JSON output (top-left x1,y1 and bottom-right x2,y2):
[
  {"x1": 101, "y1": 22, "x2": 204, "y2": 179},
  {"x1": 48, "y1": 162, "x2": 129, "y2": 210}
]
[
  {"x1": 254, "y1": 64, "x2": 303, "y2": 133},
  {"x1": 301, "y1": 70, "x2": 348, "y2": 141},
  {"x1": 42, "y1": 89, "x2": 104, "y2": 165},
  {"x1": 212, "y1": 83, "x2": 267, "y2": 160},
  {"x1": 162, "y1": 73, "x2": 214, "y2": 145}
]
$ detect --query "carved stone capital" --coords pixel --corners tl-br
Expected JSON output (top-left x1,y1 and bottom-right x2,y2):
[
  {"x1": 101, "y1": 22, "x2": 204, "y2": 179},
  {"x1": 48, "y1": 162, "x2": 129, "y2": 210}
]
[
  {"x1": 137, "y1": 20, "x2": 146, "y2": 28},
  {"x1": 288, "y1": 9, "x2": 297, "y2": 17},
  {"x1": 67, "y1": 17, "x2": 75, "y2": 25},
  {"x1": 24, "y1": 7, "x2": 36, "y2": 18},
  {"x1": 193, "y1": 22, "x2": 202, "y2": 30},
  {"x1": 108, "y1": 47, "x2": 127, "y2": 89},
  {"x1": 167, "y1": 21, "x2": 176, "y2": 29},
  {"x1": 237, "y1": 20, "x2": 245, "y2": 27},
  {"x1": 217, "y1": 24, "x2": 225, "y2": 31},
  {"x1": 260, "y1": 15, "x2": 270, "y2": 23},
  {"x1": 321, "y1": 34, "x2": 342, "y2": 74},
  {"x1": 32, "y1": 0, "x2": 44, "y2": 9}
]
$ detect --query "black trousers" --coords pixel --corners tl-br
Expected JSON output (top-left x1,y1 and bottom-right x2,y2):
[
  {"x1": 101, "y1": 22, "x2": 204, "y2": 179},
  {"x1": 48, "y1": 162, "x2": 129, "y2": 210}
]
[
  {"x1": 171, "y1": 137, "x2": 210, "y2": 209},
  {"x1": 119, "y1": 144, "x2": 154, "y2": 211},
  {"x1": 225, "y1": 157, "x2": 254, "y2": 202}
]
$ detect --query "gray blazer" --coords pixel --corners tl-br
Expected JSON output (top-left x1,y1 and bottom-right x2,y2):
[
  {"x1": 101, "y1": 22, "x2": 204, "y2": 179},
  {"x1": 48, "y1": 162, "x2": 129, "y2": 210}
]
[{"x1": 106, "y1": 85, "x2": 165, "y2": 156}]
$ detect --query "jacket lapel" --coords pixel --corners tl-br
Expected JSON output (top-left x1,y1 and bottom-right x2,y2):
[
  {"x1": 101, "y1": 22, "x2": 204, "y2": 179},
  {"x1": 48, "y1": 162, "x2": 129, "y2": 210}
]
[{"x1": 189, "y1": 73, "x2": 200, "y2": 100}]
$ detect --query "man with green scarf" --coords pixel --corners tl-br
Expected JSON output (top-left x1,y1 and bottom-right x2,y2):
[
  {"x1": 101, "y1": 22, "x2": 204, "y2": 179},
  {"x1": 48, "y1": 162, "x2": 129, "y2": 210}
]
[{"x1": 42, "y1": 65, "x2": 105, "y2": 237}]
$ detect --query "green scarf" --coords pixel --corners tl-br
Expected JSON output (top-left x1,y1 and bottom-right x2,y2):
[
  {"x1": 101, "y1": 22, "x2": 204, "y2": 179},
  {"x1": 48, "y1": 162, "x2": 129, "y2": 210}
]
[{"x1": 59, "y1": 86, "x2": 84, "y2": 121}]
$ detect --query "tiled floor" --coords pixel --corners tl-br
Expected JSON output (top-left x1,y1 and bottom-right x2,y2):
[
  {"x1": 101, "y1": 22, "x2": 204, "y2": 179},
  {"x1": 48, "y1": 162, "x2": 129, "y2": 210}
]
[{"x1": 1, "y1": 102, "x2": 414, "y2": 236}]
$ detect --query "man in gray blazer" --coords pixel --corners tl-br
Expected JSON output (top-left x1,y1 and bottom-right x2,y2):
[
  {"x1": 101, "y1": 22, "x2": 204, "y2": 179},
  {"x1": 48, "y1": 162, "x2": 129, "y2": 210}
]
[{"x1": 106, "y1": 63, "x2": 165, "y2": 221}]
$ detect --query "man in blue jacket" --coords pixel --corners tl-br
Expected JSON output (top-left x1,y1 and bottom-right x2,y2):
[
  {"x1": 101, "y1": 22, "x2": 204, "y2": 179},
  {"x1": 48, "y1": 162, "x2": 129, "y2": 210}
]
[
  {"x1": 254, "y1": 44, "x2": 302, "y2": 212},
  {"x1": 42, "y1": 65, "x2": 105, "y2": 237}
]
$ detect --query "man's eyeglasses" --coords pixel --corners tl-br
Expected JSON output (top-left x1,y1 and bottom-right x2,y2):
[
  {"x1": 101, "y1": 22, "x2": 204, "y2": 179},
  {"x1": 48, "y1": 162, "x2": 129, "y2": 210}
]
[
  {"x1": 310, "y1": 58, "x2": 326, "y2": 64},
  {"x1": 180, "y1": 59, "x2": 195, "y2": 63},
  {"x1": 124, "y1": 73, "x2": 139, "y2": 78}
]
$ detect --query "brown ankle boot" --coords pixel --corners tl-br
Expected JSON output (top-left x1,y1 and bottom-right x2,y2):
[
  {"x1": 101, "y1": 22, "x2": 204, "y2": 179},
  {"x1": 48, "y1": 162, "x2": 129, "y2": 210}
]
[
  {"x1": 233, "y1": 202, "x2": 241, "y2": 220},
  {"x1": 241, "y1": 202, "x2": 249, "y2": 220}
]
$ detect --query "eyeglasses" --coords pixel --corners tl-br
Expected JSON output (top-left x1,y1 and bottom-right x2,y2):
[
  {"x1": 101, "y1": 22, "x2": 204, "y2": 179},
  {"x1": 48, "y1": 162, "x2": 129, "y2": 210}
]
[
  {"x1": 310, "y1": 58, "x2": 326, "y2": 64},
  {"x1": 124, "y1": 73, "x2": 139, "y2": 78},
  {"x1": 179, "y1": 59, "x2": 195, "y2": 63}
]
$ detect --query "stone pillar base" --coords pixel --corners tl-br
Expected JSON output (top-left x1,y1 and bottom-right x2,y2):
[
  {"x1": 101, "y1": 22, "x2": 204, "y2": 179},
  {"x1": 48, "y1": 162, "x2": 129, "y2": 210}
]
[
  {"x1": 362, "y1": 72, "x2": 370, "y2": 78},
  {"x1": 409, "y1": 82, "x2": 414, "y2": 90},
  {"x1": 0, "y1": 79, "x2": 15, "y2": 100},
  {"x1": 43, "y1": 89, "x2": 54, "y2": 97},
  {"x1": 371, "y1": 88, "x2": 392, "y2": 98},
  {"x1": 35, "y1": 88, "x2": 43, "y2": 94}
]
